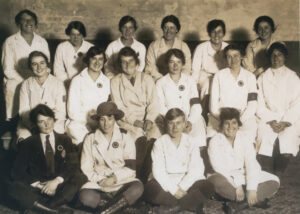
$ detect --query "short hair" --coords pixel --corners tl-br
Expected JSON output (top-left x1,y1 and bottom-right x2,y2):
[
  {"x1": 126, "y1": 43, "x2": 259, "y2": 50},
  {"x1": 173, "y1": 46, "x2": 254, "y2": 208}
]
[
  {"x1": 207, "y1": 19, "x2": 226, "y2": 36},
  {"x1": 65, "y1": 21, "x2": 87, "y2": 37},
  {"x1": 254, "y1": 16, "x2": 276, "y2": 34},
  {"x1": 15, "y1": 9, "x2": 38, "y2": 26},
  {"x1": 224, "y1": 43, "x2": 245, "y2": 57},
  {"x1": 29, "y1": 104, "x2": 55, "y2": 126},
  {"x1": 83, "y1": 46, "x2": 106, "y2": 66},
  {"x1": 28, "y1": 51, "x2": 50, "y2": 68},
  {"x1": 219, "y1": 107, "x2": 242, "y2": 128},
  {"x1": 119, "y1": 15, "x2": 137, "y2": 32},
  {"x1": 165, "y1": 108, "x2": 186, "y2": 122},
  {"x1": 117, "y1": 47, "x2": 140, "y2": 67},
  {"x1": 267, "y1": 42, "x2": 288, "y2": 59},
  {"x1": 161, "y1": 15, "x2": 181, "y2": 32},
  {"x1": 165, "y1": 48, "x2": 186, "y2": 65}
]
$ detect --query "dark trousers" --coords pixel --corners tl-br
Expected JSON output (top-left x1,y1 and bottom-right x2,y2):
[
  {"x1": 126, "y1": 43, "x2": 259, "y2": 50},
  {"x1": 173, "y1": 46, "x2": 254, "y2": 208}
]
[
  {"x1": 257, "y1": 138, "x2": 292, "y2": 175},
  {"x1": 144, "y1": 179, "x2": 214, "y2": 211}
]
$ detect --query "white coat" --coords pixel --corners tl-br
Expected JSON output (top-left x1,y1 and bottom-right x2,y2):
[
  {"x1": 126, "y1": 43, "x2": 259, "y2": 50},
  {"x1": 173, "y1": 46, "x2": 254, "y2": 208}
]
[
  {"x1": 66, "y1": 68, "x2": 110, "y2": 144},
  {"x1": 53, "y1": 40, "x2": 93, "y2": 83},
  {"x1": 192, "y1": 41, "x2": 228, "y2": 99},
  {"x1": 156, "y1": 73, "x2": 206, "y2": 147},
  {"x1": 18, "y1": 74, "x2": 66, "y2": 139},
  {"x1": 256, "y1": 66, "x2": 300, "y2": 156},
  {"x1": 145, "y1": 37, "x2": 191, "y2": 81},
  {"x1": 105, "y1": 37, "x2": 146, "y2": 78},
  {"x1": 208, "y1": 131, "x2": 279, "y2": 191},
  {"x1": 81, "y1": 125, "x2": 138, "y2": 192},
  {"x1": 208, "y1": 67, "x2": 258, "y2": 139},
  {"x1": 151, "y1": 133, "x2": 205, "y2": 195},
  {"x1": 1, "y1": 31, "x2": 50, "y2": 119}
]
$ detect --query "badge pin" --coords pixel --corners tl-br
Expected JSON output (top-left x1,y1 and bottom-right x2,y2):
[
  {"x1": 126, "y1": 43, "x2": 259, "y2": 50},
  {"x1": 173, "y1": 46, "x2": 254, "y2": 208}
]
[
  {"x1": 57, "y1": 145, "x2": 64, "y2": 151},
  {"x1": 97, "y1": 83, "x2": 103, "y2": 88},
  {"x1": 112, "y1": 142, "x2": 119, "y2": 148},
  {"x1": 238, "y1": 80, "x2": 244, "y2": 87},
  {"x1": 179, "y1": 85, "x2": 185, "y2": 91}
]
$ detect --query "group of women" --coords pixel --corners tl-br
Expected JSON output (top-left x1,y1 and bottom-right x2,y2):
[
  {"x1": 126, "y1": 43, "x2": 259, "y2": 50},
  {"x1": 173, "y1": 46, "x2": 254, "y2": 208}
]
[{"x1": 2, "y1": 9, "x2": 300, "y2": 214}]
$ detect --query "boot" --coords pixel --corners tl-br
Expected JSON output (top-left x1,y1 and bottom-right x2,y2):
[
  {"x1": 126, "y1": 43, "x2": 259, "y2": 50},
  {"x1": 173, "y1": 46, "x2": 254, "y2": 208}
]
[
  {"x1": 98, "y1": 197, "x2": 128, "y2": 214},
  {"x1": 33, "y1": 201, "x2": 73, "y2": 214}
]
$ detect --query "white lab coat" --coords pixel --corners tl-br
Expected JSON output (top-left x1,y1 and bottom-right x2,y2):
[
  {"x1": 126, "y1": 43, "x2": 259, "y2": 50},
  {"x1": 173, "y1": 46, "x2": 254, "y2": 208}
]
[
  {"x1": 208, "y1": 131, "x2": 279, "y2": 191},
  {"x1": 53, "y1": 40, "x2": 93, "y2": 83},
  {"x1": 256, "y1": 66, "x2": 300, "y2": 156},
  {"x1": 81, "y1": 125, "x2": 138, "y2": 192},
  {"x1": 18, "y1": 74, "x2": 66, "y2": 139},
  {"x1": 66, "y1": 68, "x2": 110, "y2": 144},
  {"x1": 208, "y1": 67, "x2": 258, "y2": 139},
  {"x1": 145, "y1": 37, "x2": 191, "y2": 81},
  {"x1": 151, "y1": 133, "x2": 205, "y2": 195},
  {"x1": 156, "y1": 73, "x2": 206, "y2": 147},
  {"x1": 192, "y1": 41, "x2": 228, "y2": 99},
  {"x1": 105, "y1": 37, "x2": 146, "y2": 78},
  {"x1": 1, "y1": 31, "x2": 50, "y2": 119}
]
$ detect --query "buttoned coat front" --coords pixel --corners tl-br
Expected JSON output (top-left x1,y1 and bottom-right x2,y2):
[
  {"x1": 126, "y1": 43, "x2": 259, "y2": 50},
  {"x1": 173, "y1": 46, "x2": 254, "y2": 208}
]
[{"x1": 81, "y1": 125, "x2": 137, "y2": 192}]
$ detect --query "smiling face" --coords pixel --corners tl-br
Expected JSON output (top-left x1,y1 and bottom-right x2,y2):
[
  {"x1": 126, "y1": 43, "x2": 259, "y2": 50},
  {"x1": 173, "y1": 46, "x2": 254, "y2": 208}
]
[
  {"x1": 31, "y1": 56, "x2": 49, "y2": 78},
  {"x1": 121, "y1": 21, "x2": 135, "y2": 40},
  {"x1": 221, "y1": 118, "x2": 239, "y2": 139},
  {"x1": 88, "y1": 53, "x2": 105, "y2": 73},
  {"x1": 271, "y1": 49, "x2": 285, "y2": 69},
  {"x1": 210, "y1": 25, "x2": 224, "y2": 45},
  {"x1": 168, "y1": 54, "x2": 183, "y2": 75},
  {"x1": 69, "y1": 28, "x2": 83, "y2": 47},
  {"x1": 19, "y1": 13, "x2": 36, "y2": 34},
  {"x1": 167, "y1": 115, "x2": 185, "y2": 139},
  {"x1": 226, "y1": 49, "x2": 242, "y2": 69},
  {"x1": 163, "y1": 22, "x2": 178, "y2": 41},
  {"x1": 99, "y1": 115, "x2": 115, "y2": 135},
  {"x1": 257, "y1": 21, "x2": 273, "y2": 41},
  {"x1": 37, "y1": 114, "x2": 55, "y2": 134},
  {"x1": 120, "y1": 55, "x2": 137, "y2": 78}
]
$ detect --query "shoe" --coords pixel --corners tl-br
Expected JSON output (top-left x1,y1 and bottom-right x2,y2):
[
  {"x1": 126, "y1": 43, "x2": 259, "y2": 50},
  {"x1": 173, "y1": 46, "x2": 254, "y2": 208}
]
[
  {"x1": 33, "y1": 201, "x2": 73, "y2": 214},
  {"x1": 223, "y1": 201, "x2": 249, "y2": 214},
  {"x1": 254, "y1": 199, "x2": 270, "y2": 209},
  {"x1": 98, "y1": 197, "x2": 128, "y2": 214}
]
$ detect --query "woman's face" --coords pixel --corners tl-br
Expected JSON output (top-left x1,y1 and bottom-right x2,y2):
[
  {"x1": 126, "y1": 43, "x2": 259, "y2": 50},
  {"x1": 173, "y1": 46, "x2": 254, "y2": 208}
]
[
  {"x1": 120, "y1": 55, "x2": 137, "y2": 77},
  {"x1": 257, "y1": 21, "x2": 273, "y2": 40},
  {"x1": 226, "y1": 49, "x2": 242, "y2": 69},
  {"x1": 163, "y1": 22, "x2": 178, "y2": 41},
  {"x1": 121, "y1": 21, "x2": 135, "y2": 40},
  {"x1": 19, "y1": 13, "x2": 36, "y2": 34},
  {"x1": 88, "y1": 54, "x2": 105, "y2": 73},
  {"x1": 99, "y1": 115, "x2": 115, "y2": 134},
  {"x1": 210, "y1": 25, "x2": 224, "y2": 45},
  {"x1": 69, "y1": 28, "x2": 83, "y2": 47},
  {"x1": 168, "y1": 55, "x2": 183, "y2": 75},
  {"x1": 222, "y1": 118, "x2": 239, "y2": 139},
  {"x1": 31, "y1": 56, "x2": 49, "y2": 78},
  {"x1": 167, "y1": 116, "x2": 185, "y2": 139},
  {"x1": 271, "y1": 49, "x2": 285, "y2": 69}
]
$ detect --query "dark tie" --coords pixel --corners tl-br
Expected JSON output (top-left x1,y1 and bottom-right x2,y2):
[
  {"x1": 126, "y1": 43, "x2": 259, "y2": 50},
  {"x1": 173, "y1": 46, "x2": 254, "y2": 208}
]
[
  {"x1": 130, "y1": 77, "x2": 135, "y2": 86},
  {"x1": 45, "y1": 135, "x2": 55, "y2": 175}
]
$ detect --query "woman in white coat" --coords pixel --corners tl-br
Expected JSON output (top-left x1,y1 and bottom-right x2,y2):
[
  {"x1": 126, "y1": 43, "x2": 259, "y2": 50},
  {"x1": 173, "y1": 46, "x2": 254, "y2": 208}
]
[
  {"x1": 208, "y1": 44, "x2": 258, "y2": 141},
  {"x1": 156, "y1": 48, "x2": 206, "y2": 148},
  {"x1": 17, "y1": 51, "x2": 66, "y2": 140},
  {"x1": 105, "y1": 15, "x2": 146, "y2": 78},
  {"x1": 79, "y1": 102, "x2": 143, "y2": 214},
  {"x1": 53, "y1": 21, "x2": 93, "y2": 87},
  {"x1": 256, "y1": 42, "x2": 300, "y2": 177},
  {"x1": 208, "y1": 108, "x2": 279, "y2": 213},
  {"x1": 144, "y1": 108, "x2": 214, "y2": 213},
  {"x1": 1, "y1": 9, "x2": 50, "y2": 121},
  {"x1": 67, "y1": 46, "x2": 110, "y2": 145}
]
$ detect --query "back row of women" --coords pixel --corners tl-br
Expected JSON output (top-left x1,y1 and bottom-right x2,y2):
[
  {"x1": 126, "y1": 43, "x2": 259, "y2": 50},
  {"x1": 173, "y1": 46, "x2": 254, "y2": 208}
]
[{"x1": 2, "y1": 9, "x2": 300, "y2": 214}]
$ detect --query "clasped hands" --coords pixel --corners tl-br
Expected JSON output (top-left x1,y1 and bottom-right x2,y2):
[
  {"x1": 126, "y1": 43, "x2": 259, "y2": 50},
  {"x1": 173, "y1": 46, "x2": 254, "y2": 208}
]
[
  {"x1": 174, "y1": 187, "x2": 187, "y2": 199},
  {"x1": 34, "y1": 177, "x2": 62, "y2": 196},
  {"x1": 98, "y1": 174, "x2": 117, "y2": 187},
  {"x1": 236, "y1": 186, "x2": 258, "y2": 206},
  {"x1": 267, "y1": 120, "x2": 291, "y2": 133}
]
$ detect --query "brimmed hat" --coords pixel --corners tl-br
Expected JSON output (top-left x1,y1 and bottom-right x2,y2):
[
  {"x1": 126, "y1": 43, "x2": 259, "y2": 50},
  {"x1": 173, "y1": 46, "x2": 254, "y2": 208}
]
[{"x1": 91, "y1": 102, "x2": 124, "y2": 120}]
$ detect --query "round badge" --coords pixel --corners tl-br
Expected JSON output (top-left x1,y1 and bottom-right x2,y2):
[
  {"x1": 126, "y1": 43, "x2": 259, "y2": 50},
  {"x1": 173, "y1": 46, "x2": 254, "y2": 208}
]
[
  {"x1": 77, "y1": 52, "x2": 83, "y2": 58},
  {"x1": 179, "y1": 85, "x2": 185, "y2": 91},
  {"x1": 112, "y1": 142, "x2": 119, "y2": 148},
  {"x1": 238, "y1": 80, "x2": 244, "y2": 87},
  {"x1": 57, "y1": 145, "x2": 64, "y2": 151},
  {"x1": 97, "y1": 83, "x2": 103, "y2": 88}
]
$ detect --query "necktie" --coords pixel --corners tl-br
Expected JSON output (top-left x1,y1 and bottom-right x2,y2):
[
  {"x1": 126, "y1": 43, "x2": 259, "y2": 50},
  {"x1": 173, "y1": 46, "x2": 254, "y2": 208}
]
[
  {"x1": 45, "y1": 135, "x2": 55, "y2": 175},
  {"x1": 130, "y1": 77, "x2": 135, "y2": 86}
]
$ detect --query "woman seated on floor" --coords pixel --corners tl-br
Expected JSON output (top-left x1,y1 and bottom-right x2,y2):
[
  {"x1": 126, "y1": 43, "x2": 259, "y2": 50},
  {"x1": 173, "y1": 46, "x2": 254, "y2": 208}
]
[
  {"x1": 144, "y1": 108, "x2": 214, "y2": 214},
  {"x1": 18, "y1": 51, "x2": 66, "y2": 141},
  {"x1": 208, "y1": 107, "x2": 280, "y2": 213},
  {"x1": 79, "y1": 102, "x2": 143, "y2": 214},
  {"x1": 256, "y1": 42, "x2": 300, "y2": 178}
]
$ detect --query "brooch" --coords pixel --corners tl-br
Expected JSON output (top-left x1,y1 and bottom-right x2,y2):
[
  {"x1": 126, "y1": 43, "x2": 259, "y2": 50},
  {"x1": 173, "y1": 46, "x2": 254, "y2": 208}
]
[
  {"x1": 238, "y1": 80, "x2": 244, "y2": 87},
  {"x1": 93, "y1": 140, "x2": 99, "y2": 145},
  {"x1": 97, "y1": 83, "x2": 103, "y2": 88},
  {"x1": 57, "y1": 145, "x2": 64, "y2": 151},
  {"x1": 112, "y1": 142, "x2": 119, "y2": 148},
  {"x1": 179, "y1": 85, "x2": 185, "y2": 91},
  {"x1": 77, "y1": 52, "x2": 83, "y2": 57}
]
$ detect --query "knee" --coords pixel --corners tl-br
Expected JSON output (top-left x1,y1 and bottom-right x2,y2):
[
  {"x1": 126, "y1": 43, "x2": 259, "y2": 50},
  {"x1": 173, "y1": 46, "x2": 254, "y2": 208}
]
[
  {"x1": 127, "y1": 181, "x2": 144, "y2": 202},
  {"x1": 79, "y1": 189, "x2": 100, "y2": 208}
]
